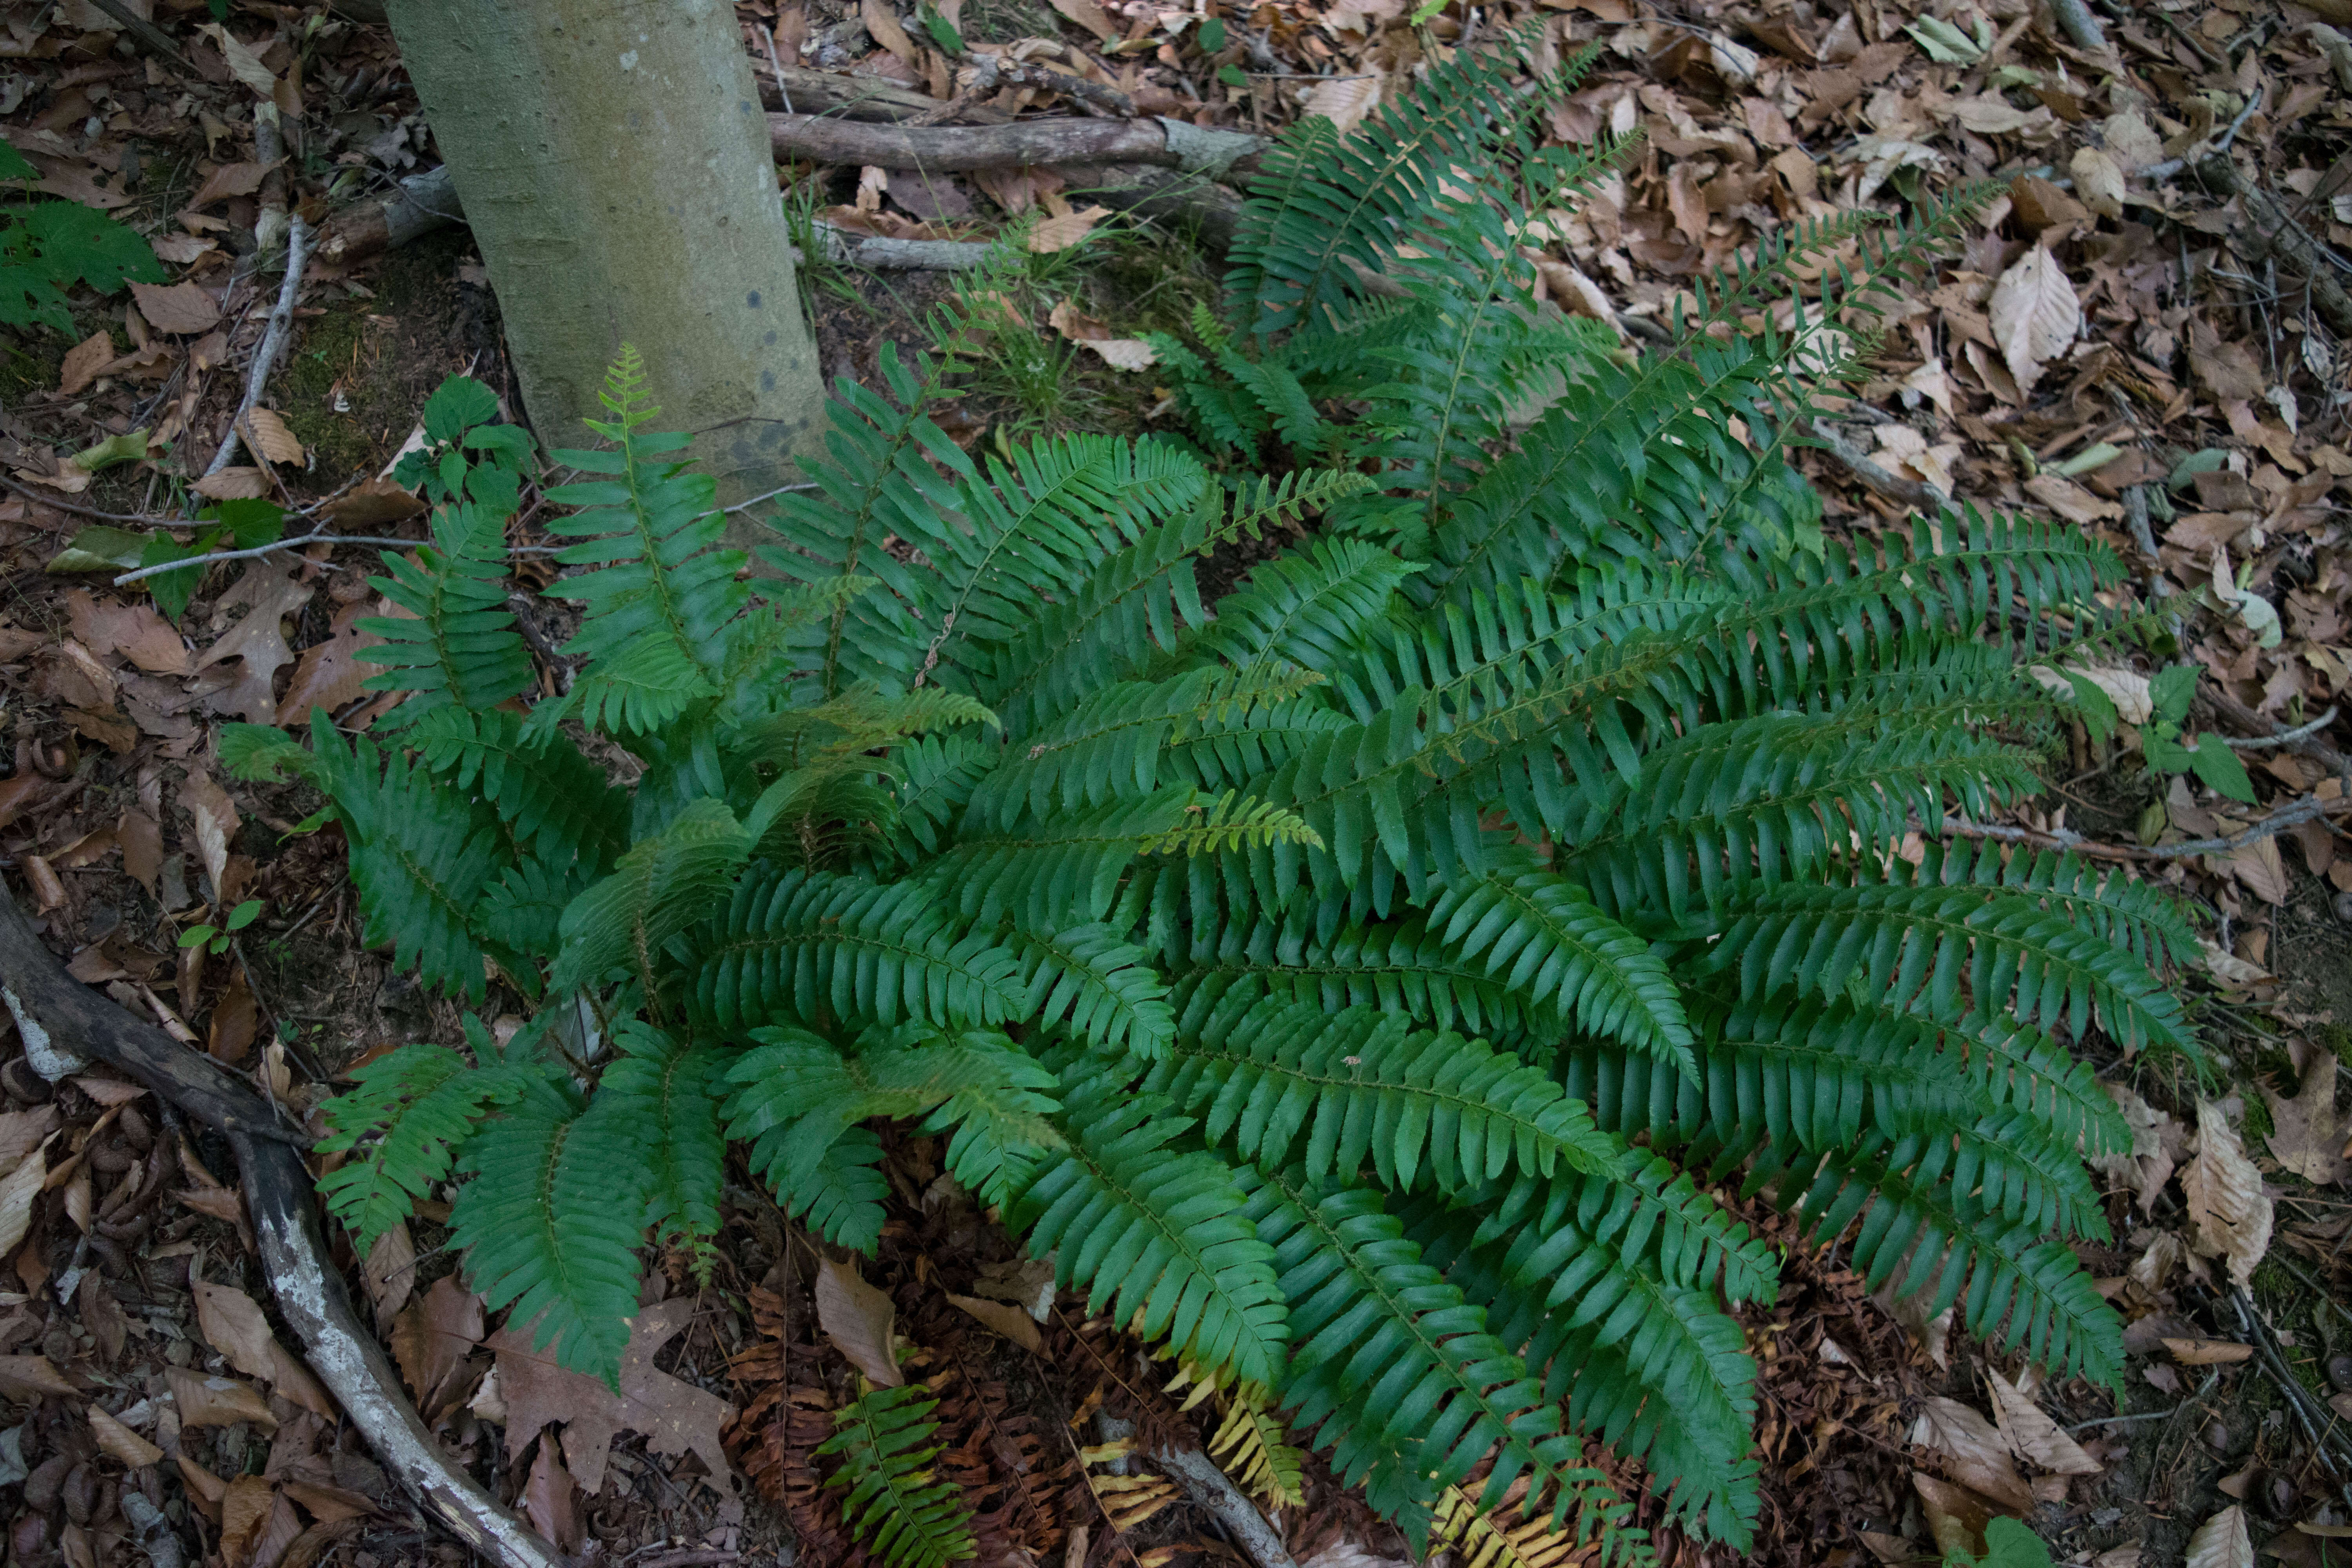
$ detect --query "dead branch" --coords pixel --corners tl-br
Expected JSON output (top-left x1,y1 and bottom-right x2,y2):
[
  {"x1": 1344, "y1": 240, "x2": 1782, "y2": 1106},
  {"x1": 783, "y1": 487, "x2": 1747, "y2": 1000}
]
[
  {"x1": 1809, "y1": 419, "x2": 1944, "y2": 512},
  {"x1": 206, "y1": 213, "x2": 313, "y2": 480},
  {"x1": 2045, "y1": 0, "x2": 2109, "y2": 51},
  {"x1": 110, "y1": 530, "x2": 421, "y2": 587},
  {"x1": 316, "y1": 165, "x2": 466, "y2": 267},
  {"x1": 2194, "y1": 157, "x2": 2352, "y2": 337},
  {"x1": 1154, "y1": 1447, "x2": 1300, "y2": 1568},
  {"x1": 1947, "y1": 790, "x2": 2352, "y2": 862},
  {"x1": 803, "y1": 222, "x2": 993, "y2": 270},
  {"x1": 2198, "y1": 684, "x2": 2350, "y2": 776},
  {"x1": 768, "y1": 112, "x2": 1263, "y2": 179},
  {"x1": 82, "y1": 0, "x2": 189, "y2": 67},
  {"x1": 757, "y1": 65, "x2": 1011, "y2": 124},
  {"x1": 0, "y1": 888, "x2": 567, "y2": 1568}
]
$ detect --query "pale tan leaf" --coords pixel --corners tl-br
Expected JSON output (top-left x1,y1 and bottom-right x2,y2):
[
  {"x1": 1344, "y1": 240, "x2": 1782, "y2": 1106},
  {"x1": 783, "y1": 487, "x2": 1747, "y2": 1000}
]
[
  {"x1": 191, "y1": 467, "x2": 269, "y2": 501},
  {"x1": 1045, "y1": 0, "x2": 1117, "y2": 40},
  {"x1": 192, "y1": 1278, "x2": 281, "y2": 1382},
  {"x1": 945, "y1": 1292, "x2": 1044, "y2": 1352},
  {"x1": 1910, "y1": 1397, "x2": 2034, "y2": 1510},
  {"x1": 166, "y1": 1367, "x2": 278, "y2": 1430},
  {"x1": 194, "y1": 23, "x2": 279, "y2": 98},
  {"x1": 2088, "y1": 1081, "x2": 2184, "y2": 1210},
  {"x1": 243, "y1": 408, "x2": 305, "y2": 468},
  {"x1": 860, "y1": 0, "x2": 919, "y2": 62},
  {"x1": 2024, "y1": 471, "x2": 2118, "y2": 524},
  {"x1": 815, "y1": 1256, "x2": 902, "y2": 1385},
  {"x1": 2162, "y1": 1338, "x2": 2253, "y2": 1365},
  {"x1": 2184, "y1": 1505, "x2": 2253, "y2": 1568},
  {"x1": 277, "y1": 601, "x2": 384, "y2": 731},
  {"x1": 58, "y1": 331, "x2": 114, "y2": 397},
  {"x1": 2181, "y1": 1100, "x2": 2273, "y2": 1289},
  {"x1": 88, "y1": 1406, "x2": 163, "y2": 1467},
  {"x1": 178, "y1": 767, "x2": 239, "y2": 904},
  {"x1": 185, "y1": 160, "x2": 270, "y2": 210},
  {"x1": 2227, "y1": 836, "x2": 2290, "y2": 907},
  {"x1": 1987, "y1": 243, "x2": 2078, "y2": 395},
  {"x1": 0, "y1": 1355, "x2": 78, "y2": 1401},
  {"x1": 128, "y1": 281, "x2": 222, "y2": 335},
  {"x1": 1911, "y1": 1472, "x2": 1996, "y2": 1561},
  {"x1": 0, "y1": 1134, "x2": 53, "y2": 1260},
  {"x1": 488, "y1": 1298, "x2": 730, "y2": 1494},
  {"x1": 0, "y1": 1109, "x2": 57, "y2": 1176},
  {"x1": 1028, "y1": 203, "x2": 1109, "y2": 253},
  {"x1": 2071, "y1": 147, "x2": 2124, "y2": 218},
  {"x1": 390, "y1": 1275, "x2": 483, "y2": 1417},
  {"x1": 364, "y1": 1223, "x2": 417, "y2": 1328},
  {"x1": 316, "y1": 478, "x2": 422, "y2": 528},
  {"x1": 2261, "y1": 1042, "x2": 2350, "y2": 1185},
  {"x1": 2102, "y1": 109, "x2": 2163, "y2": 174},
  {"x1": 1984, "y1": 1368, "x2": 2101, "y2": 1475},
  {"x1": 522, "y1": 1435, "x2": 584, "y2": 1553},
  {"x1": 1079, "y1": 338, "x2": 1158, "y2": 370},
  {"x1": 1302, "y1": 74, "x2": 1381, "y2": 136}
]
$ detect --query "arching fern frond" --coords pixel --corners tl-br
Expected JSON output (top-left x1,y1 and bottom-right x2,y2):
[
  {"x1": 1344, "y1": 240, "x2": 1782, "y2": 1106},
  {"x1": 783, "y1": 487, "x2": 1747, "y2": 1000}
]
[
  {"x1": 357, "y1": 498, "x2": 534, "y2": 723},
  {"x1": 818, "y1": 1384, "x2": 980, "y2": 1568}
]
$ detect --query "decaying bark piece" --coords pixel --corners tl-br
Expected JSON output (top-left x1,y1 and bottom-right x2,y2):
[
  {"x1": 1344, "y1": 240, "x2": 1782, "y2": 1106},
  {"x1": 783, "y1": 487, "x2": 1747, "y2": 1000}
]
[
  {"x1": 0, "y1": 890, "x2": 567, "y2": 1568},
  {"x1": 768, "y1": 111, "x2": 1263, "y2": 179}
]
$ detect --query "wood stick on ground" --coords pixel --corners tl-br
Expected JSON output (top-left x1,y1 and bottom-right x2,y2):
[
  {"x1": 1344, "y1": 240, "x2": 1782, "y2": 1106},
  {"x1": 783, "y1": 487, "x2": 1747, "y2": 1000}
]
[
  {"x1": 1810, "y1": 419, "x2": 1944, "y2": 512},
  {"x1": 205, "y1": 213, "x2": 312, "y2": 480},
  {"x1": 0, "y1": 888, "x2": 568, "y2": 1568},
  {"x1": 757, "y1": 64, "x2": 1012, "y2": 123},
  {"x1": 2047, "y1": 0, "x2": 2109, "y2": 52},
  {"x1": 1949, "y1": 790, "x2": 2352, "y2": 862},
  {"x1": 2194, "y1": 157, "x2": 2352, "y2": 337},
  {"x1": 2198, "y1": 683, "x2": 2350, "y2": 776},
  {"x1": 111, "y1": 530, "x2": 421, "y2": 587},
  {"x1": 769, "y1": 111, "x2": 1263, "y2": 178},
  {"x1": 315, "y1": 165, "x2": 466, "y2": 267},
  {"x1": 82, "y1": 0, "x2": 189, "y2": 67},
  {"x1": 1094, "y1": 1414, "x2": 1297, "y2": 1568}
]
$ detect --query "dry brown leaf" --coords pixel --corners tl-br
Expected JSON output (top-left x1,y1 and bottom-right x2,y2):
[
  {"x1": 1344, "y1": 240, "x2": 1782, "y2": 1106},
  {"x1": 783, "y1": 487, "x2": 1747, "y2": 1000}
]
[
  {"x1": 67, "y1": 591, "x2": 190, "y2": 675},
  {"x1": 1911, "y1": 1397, "x2": 2035, "y2": 1510},
  {"x1": 208, "y1": 962, "x2": 256, "y2": 1063},
  {"x1": 2089, "y1": 1082, "x2": 2183, "y2": 1209},
  {"x1": 390, "y1": 1275, "x2": 485, "y2": 1417},
  {"x1": 0, "y1": 1109, "x2": 58, "y2": 1176},
  {"x1": 2185, "y1": 1506, "x2": 2254, "y2": 1568},
  {"x1": 2181, "y1": 1100, "x2": 2273, "y2": 1289},
  {"x1": 129, "y1": 281, "x2": 223, "y2": 335},
  {"x1": 1028, "y1": 204, "x2": 1109, "y2": 254},
  {"x1": 192, "y1": 1276, "x2": 279, "y2": 1380},
  {"x1": 1911, "y1": 1472, "x2": 1998, "y2": 1560},
  {"x1": 2163, "y1": 1338, "x2": 2253, "y2": 1365},
  {"x1": 1045, "y1": 0, "x2": 1117, "y2": 40},
  {"x1": 277, "y1": 601, "x2": 386, "y2": 730},
  {"x1": 1984, "y1": 1368, "x2": 2100, "y2": 1475},
  {"x1": 178, "y1": 766, "x2": 239, "y2": 904},
  {"x1": 0, "y1": 1134, "x2": 54, "y2": 1261},
  {"x1": 945, "y1": 1292, "x2": 1044, "y2": 1352},
  {"x1": 2262, "y1": 1042, "x2": 2350, "y2": 1186},
  {"x1": 316, "y1": 479, "x2": 423, "y2": 529},
  {"x1": 2102, "y1": 109, "x2": 2163, "y2": 173},
  {"x1": 119, "y1": 808, "x2": 162, "y2": 895},
  {"x1": 815, "y1": 1256, "x2": 902, "y2": 1385},
  {"x1": 489, "y1": 1298, "x2": 731, "y2": 1494},
  {"x1": 860, "y1": 0, "x2": 919, "y2": 63},
  {"x1": 1987, "y1": 243, "x2": 2078, "y2": 396},
  {"x1": 0, "y1": 1354, "x2": 77, "y2": 1401},
  {"x1": 2228, "y1": 836, "x2": 2290, "y2": 907},
  {"x1": 167, "y1": 1367, "x2": 278, "y2": 1430},
  {"x1": 2024, "y1": 472, "x2": 2119, "y2": 524},
  {"x1": 191, "y1": 467, "x2": 270, "y2": 501},
  {"x1": 193, "y1": 564, "x2": 316, "y2": 726},
  {"x1": 278, "y1": 1482, "x2": 374, "y2": 1526},
  {"x1": 243, "y1": 408, "x2": 305, "y2": 468},
  {"x1": 2071, "y1": 147, "x2": 2125, "y2": 219},
  {"x1": 185, "y1": 160, "x2": 270, "y2": 209},
  {"x1": 220, "y1": 1476, "x2": 277, "y2": 1568},
  {"x1": 88, "y1": 1406, "x2": 163, "y2": 1467},
  {"x1": 2189, "y1": 319, "x2": 2265, "y2": 403},
  {"x1": 364, "y1": 1222, "x2": 417, "y2": 1328},
  {"x1": 58, "y1": 331, "x2": 115, "y2": 397},
  {"x1": 522, "y1": 1435, "x2": 585, "y2": 1553}
]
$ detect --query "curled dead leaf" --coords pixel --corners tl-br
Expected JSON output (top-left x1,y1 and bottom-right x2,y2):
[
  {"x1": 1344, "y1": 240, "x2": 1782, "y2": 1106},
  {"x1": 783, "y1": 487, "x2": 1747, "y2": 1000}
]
[
  {"x1": 2162, "y1": 1338, "x2": 2253, "y2": 1365},
  {"x1": 2181, "y1": 1100, "x2": 2273, "y2": 1290},
  {"x1": 1987, "y1": 242, "x2": 2078, "y2": 396},
  {"x1": 815, "y1": 1256, "x2": 902, "y2": 1386},
  {"x1": 88, "y1": 1406, "x2": 162, "y2": 1468},
  {"x1": 243, "y1": 408, "x2": 305, "y2": 468},
  {"x1": 945, "y1": 1292, "x2": 1044, "y2": 1352}
]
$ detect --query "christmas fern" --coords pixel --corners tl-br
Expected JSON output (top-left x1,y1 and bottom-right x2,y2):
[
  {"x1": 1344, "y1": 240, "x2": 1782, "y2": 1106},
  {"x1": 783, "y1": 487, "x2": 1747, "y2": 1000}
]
[{"x1": 249, "y1": 33, "x2": 2195, "y2": 1561}]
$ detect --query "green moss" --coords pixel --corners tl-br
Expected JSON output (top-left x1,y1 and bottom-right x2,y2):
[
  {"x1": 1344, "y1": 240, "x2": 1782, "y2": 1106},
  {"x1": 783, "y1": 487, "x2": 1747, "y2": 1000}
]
[
  {"x1": 2319, "y1": 1023, "x2": 2352, "y2": 1071},
  {"x1": 278, "y1": 301, "x2": 381, "y2": 479}
]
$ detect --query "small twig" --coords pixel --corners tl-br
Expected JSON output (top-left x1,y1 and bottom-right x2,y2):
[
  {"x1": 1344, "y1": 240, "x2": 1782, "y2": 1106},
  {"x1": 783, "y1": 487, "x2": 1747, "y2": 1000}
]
[
  {"x1": 82, "y1": 0, "x2": 189, "y2": 66},
  {"x1": 1948, "y1": 792, "x2": 2352, "y2": 862},
  {"x1": 205, "y1": 213, "x2": 312, "y2": 481},
  {"x1": 1809, "y1": 419, "x2": 1943, "y2": 512},
  {"x1": 2214, "y1": 89, "x2": 2265, "y2": 156},
  {"x1": 111, "y1": 531, "x2": 419, "y2": 588},
  {"x1": 0, "y1": 473, "x2": 178, "y2": 524},
  {"x1": 2223, "y1": 706, "x2": 2338, "y2": 749},
  {"x1": 2046, "y1": 0, "x2": 2109, "y2": 52},
  {"x1": 720, "y1": 480, "x2": 820, "y2": 514}
]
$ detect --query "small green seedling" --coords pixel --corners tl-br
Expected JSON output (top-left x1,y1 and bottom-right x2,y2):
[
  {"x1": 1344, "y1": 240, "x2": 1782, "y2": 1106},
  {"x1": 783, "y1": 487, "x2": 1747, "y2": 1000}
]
[
  {"x1": 2059, "y1": 662, "x2": 2256, "y2": 804},
  {"x1": 1948, "y1": 1518, "x2": 2054, "y2": 1568},
  {"x1": 178, "y1": 900, "x2": 263, "y2": 957}
]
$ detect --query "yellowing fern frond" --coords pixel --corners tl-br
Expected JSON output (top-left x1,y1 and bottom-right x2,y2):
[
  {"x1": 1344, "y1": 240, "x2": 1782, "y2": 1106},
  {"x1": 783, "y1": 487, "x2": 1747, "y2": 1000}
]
[
  {"x1": 1208, "y1": 1397, "x2": 1306, "y2": 1509},
  {"x1": 1433, "y1": 1483, "x2": 1585, "y2": 1568}
]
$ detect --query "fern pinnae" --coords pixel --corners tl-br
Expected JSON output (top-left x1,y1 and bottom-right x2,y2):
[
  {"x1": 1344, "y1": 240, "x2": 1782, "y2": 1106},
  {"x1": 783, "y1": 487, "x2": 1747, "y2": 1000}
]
[
  {"x1": 356, "y1": 498, "x2": 534, "y2": 721},
  {"x1": 819, "y1": 1383, "x2": 980, "y2": 1568}
]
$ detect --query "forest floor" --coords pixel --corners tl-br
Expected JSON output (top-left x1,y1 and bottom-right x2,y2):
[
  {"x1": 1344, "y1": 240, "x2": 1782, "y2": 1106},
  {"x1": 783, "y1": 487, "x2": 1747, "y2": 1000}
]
[{"x1": 0, "y1": 0, "x2": 2348, "y2": 1565}]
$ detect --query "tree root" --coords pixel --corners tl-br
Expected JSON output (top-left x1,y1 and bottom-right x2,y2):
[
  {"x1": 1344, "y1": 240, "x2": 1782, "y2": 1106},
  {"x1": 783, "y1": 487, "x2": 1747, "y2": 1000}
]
[{"x1": 0, "y1": 888, "x2": 566, "y2": 1568}]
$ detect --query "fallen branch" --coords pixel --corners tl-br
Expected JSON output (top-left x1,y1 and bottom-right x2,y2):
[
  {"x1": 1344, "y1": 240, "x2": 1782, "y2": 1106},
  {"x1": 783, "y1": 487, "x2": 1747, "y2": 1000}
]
[
  {"x1": 316, "y1": 166, "x2": 466, "y2": 267},
  {"x1": 1809, "y1": 419, "x2": 1943, "y2": 512},
  {"x1": 0, "y1": 473, "x2": 174, "y2": 524},
  {"x1": 1947, "y1": 790, "x2": 2352, "y2": 862},
  {"x1": 769, "y1": 111, "x2": 1263, "y2": 178},
  {"x1": 802, "y1": 222, "x2": 993, "y2": 271},
  {"x1": 2222, "y1": 705, "x2": 2338, "y2": 750},
  {"x1": 1095, "y1": 1414, "x2": 1296, "y2": 1568},
  {"x1": 2046, "y1": 0, "x2": 2109, "y2": 52},
  {"x1": 110, "y1": 530, "x2": 421, "y2": 588},
  {"x1": 205, "y1": 213, "x2": 314, "y2": 480},
  {"x1": 757, "y1": 65, "x2": 1012, "y2": 124},
  {"x1": 2200, "y1": 684, "x2": 2349, "y2": 775},
  {"x1": 2194, "y1": 157, "x2": 2352, "y2": 337},
  {"x1": 0, "y1": 887, "x2": 566, "y2": 1568},
  {"x1": 83, "y1": 0, "x2": 189, "y2": 68}
]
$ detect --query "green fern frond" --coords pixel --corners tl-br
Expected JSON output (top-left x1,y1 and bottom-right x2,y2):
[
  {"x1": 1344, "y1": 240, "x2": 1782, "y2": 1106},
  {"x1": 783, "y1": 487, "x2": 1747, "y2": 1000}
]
[
  {"x1": 818, "y1": 1383, "x2": 979, "y2": 1568},
  {"x1": 544, "y1": 346, "x2": 750, "y2": 733},
  {"x1": 356, "y1": 497, "x2": 535, "y2": 723},
  {"x1": 316, "y1": 1033, "x2": 519, "y2": 1254},
  {"x1": 552, "y1": 797, "x2": 751, "y2": 995},
  {"x1": 1008, "y1": 922, "x2": 1176, "y2": 1057},
  {"x1": 1149, "y1": 992, "x2": 1616, "y2": 1189},
  {"x1": 1012, "y1": 1078, "x2": 1289, "y2": 1389},
  {"x1": 595, "y1": 1023, "x2": 727, "y2": 1267},
  {"x1": 688, "y1": 869, "x2": 1025, "y2": 1033},
  {"x1": 409, "y1": 706, "x2": 632, "y2": 873},
  {"x1": 790, "y1": 1123, "x2": 891, "y2": 1254},
  {"x1": 452, "y1": 1074, "x2": 645, "y2": 1383},
  {"x1": 1138, "y1": 791, "x2": 1324, "y2": 856}
]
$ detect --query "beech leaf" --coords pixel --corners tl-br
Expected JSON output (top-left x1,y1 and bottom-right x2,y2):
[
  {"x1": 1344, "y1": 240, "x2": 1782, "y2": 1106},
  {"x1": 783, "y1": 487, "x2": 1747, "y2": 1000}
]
[
  {"x1": 2181, "y1": 1100, "x2": 2273, "y2": 1289},
  {"x1": 815, "y1": 1256, "x2": 902, "y2": 1385},
  {"x1": 2184, "y1": 1505, "x2": 2254, "y2": 1568},
  {"x1": 2260, "y1": 1043, "x2": 2350, "y2": 1186},
  {"x1": 1984, "y1": 1368, "x2": 2101, "y2": 1475},
  {"x1": 1988, "y1": 243, "x2": 2078, "y2": 396}
]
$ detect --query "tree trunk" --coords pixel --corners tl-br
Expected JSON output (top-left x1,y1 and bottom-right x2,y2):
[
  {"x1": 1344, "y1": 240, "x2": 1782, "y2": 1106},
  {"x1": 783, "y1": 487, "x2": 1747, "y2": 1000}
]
[{"x1": 383, "y1": 0, "x2": 825, "y2": 506}]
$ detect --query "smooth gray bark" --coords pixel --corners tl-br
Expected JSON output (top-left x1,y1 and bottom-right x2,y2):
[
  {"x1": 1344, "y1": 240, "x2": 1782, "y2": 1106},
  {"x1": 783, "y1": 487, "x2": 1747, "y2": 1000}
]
[{"x1": 384, "y1": 0, "x2": 826, "y2": 505}]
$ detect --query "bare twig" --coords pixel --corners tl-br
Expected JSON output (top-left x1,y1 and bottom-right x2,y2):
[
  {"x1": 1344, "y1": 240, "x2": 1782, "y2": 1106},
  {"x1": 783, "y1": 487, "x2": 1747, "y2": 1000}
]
[
  {"x1": 720, "y1": 480, "x2": 820, "y2": 514},
  {"x1": 205, "y1": 213, "x2": 313, "y2": 481},
  {"x1": 2222, "y1": 706, "x2": 2339, "y2": 749},
  {"x1": 82, "y1": 0, "x2": 189, "y2": 66},
  {"x1": 0, "y1": 473, "x2": 174, "y2": 524},
  {"x1": 1946, "y1": 791, "x2": 2352, "y2": 862},
  {"x1": 2046, "y1": 0, "x2": 2109, "y2": 51},
  {"x1": 111, "y1": 530, "x2": 419, "y2": 587}
]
